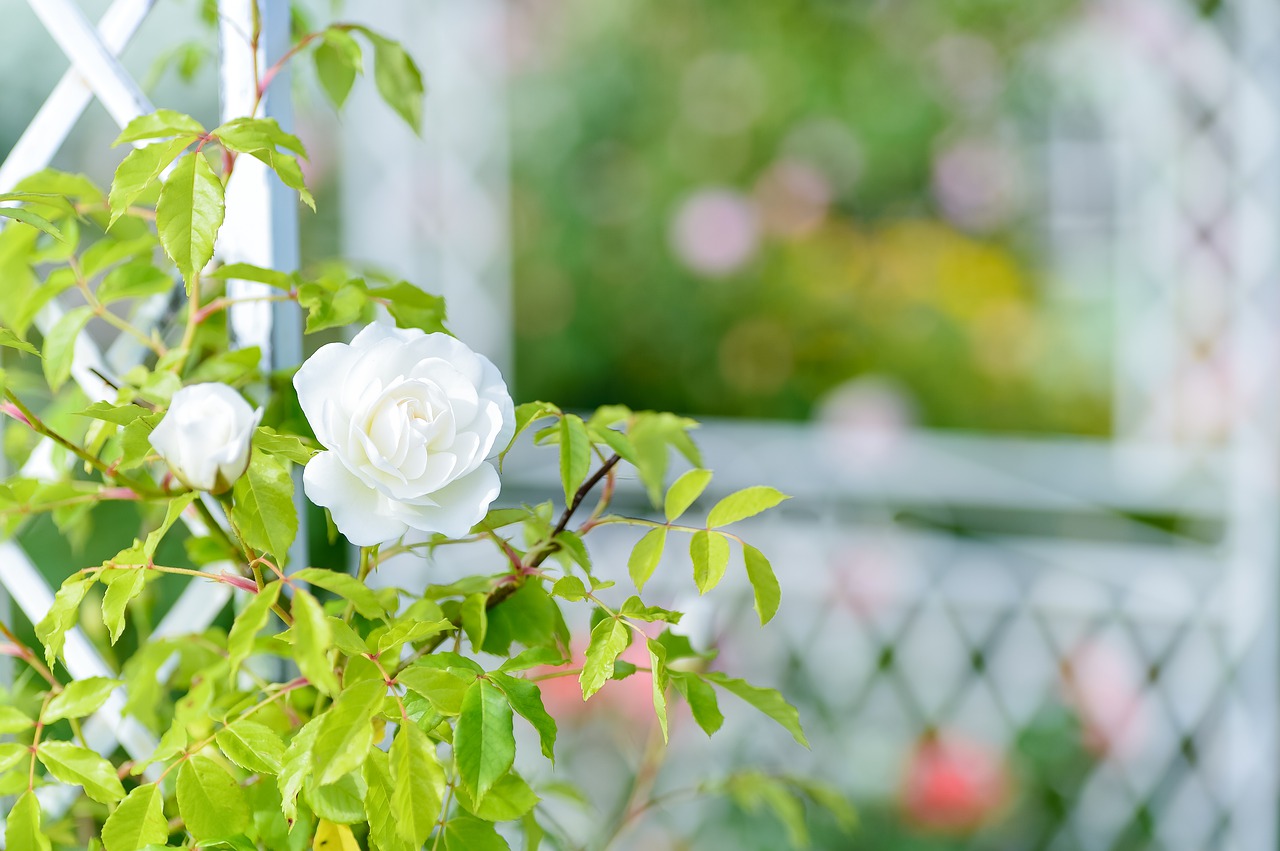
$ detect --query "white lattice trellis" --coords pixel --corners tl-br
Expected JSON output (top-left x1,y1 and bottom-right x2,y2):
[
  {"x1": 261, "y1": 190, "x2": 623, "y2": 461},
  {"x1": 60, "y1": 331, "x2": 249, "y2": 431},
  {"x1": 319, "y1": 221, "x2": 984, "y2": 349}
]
[{"x1": 0, "y1": 0, "x2": 301, "y2": 826}]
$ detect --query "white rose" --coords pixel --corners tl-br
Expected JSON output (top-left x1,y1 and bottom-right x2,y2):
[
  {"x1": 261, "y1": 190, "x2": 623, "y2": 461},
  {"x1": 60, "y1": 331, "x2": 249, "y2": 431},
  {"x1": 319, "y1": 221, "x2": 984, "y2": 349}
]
[
  {"x1": 150, "y1": 383, "x2": 262, "y2": 493},
  {"x1": 294, "y1": 322, "x2": 515, "y2": 546}
]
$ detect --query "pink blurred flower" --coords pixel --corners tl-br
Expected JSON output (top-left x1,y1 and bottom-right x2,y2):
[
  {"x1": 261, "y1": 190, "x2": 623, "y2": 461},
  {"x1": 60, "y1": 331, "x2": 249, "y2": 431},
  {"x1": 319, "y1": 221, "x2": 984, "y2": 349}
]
[
  {"x1": 900, "y1": 732, "x2": 1011, "y2": 834},
  {"x1": 753, "y1": 160, "x2": 832, "y2": 239},
  {"x1": 669, "y1": 188, "x2": 759, "y2": 277},
  {"x1": 1062, "y1": 639, "x2": 1149, "y2": 759},
  {"x1": 830, "y1": 543, "x2": 905, "y2": 620},
  {"x1": 535, "y1": 638, "x2": 656, "y2": 733},
  {"x1": 816, "y1": 376, "x2": 915, "y2": 469},
  {"x1": 932, "y1": 137, "x2": 1022, "y2": 233}
]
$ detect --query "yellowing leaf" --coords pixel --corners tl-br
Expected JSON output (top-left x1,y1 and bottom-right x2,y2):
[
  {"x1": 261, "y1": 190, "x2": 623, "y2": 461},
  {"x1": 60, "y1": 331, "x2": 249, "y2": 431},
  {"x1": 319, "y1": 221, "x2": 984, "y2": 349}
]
[{"x1": 313, "y1": 819, "x2": 360, "y2": 851}]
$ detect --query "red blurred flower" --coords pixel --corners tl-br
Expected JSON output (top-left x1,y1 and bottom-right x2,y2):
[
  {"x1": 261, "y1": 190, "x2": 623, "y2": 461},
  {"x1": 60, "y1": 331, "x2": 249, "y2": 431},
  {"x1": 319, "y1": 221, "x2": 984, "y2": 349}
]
[{"x1": 899, "y1": 732, "x2": 1010, "y2": 834}]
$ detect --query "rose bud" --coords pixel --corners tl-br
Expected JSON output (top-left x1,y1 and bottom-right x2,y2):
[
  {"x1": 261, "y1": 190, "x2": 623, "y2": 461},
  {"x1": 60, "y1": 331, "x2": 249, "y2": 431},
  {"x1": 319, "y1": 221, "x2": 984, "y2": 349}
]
[{"x1": 149, "y1": 383, "x2": 262, "y2": 493}]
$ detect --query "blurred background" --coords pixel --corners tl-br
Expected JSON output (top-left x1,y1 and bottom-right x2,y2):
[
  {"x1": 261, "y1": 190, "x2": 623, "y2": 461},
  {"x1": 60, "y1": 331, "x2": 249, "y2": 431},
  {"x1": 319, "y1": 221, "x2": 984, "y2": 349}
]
[{"x1": 5, "y1": 0, "x2": 1280, "y2": 848}]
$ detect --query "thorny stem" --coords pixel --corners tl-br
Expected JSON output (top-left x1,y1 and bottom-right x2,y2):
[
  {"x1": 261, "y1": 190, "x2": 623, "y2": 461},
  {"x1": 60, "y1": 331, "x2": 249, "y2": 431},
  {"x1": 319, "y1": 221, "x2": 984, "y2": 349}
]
[
  {"x1": 430, "y1": 772, "x2": 458, "y2": 851},
  {"x1": 0, "y1": 623, "x2": 58, "y2": 689},
  {"x1": 597, "y1": 719, "x2": 670, "y2": 850},
  {"x1": 3, "y1": 390, "x2": 162, "y2": 497},
  {"x1": 393, "y1": 454, "x2": 622, "y2": 677},
  {"x1": 29, "y1": 693, "x2": 53, "y2": 791},
  {"x1": 594, "y1": 515, "x2": 747, "y2": 546},
  {"x1": 0, "y1": 489, "x2": 151, "y2": 518},
  {"x1": 193, "y1": 292, "x2": 296, "y2": 325},
  {"x1": 549, "y1": 454, "x2": 621, "y2": 545},
  {"x1": 179, "y1": 272, "x2": 201, "y2": 354}
]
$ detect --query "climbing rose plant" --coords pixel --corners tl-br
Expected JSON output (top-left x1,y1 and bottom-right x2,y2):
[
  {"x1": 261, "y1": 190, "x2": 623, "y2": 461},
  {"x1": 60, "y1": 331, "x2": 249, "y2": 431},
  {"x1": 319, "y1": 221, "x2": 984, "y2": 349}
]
[{"x1": 0, "y1": 10, "x2": 847, "y2": 851}]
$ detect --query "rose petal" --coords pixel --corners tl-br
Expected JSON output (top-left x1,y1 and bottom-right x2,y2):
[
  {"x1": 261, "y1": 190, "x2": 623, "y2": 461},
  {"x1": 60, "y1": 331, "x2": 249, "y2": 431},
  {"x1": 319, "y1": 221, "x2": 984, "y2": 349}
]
[
  {"x1": 392, "y1": 462, "x2": 500, "y2": 538},
  {"x1": 303, "y1": 451, "x2": 409, "y2": 546}
]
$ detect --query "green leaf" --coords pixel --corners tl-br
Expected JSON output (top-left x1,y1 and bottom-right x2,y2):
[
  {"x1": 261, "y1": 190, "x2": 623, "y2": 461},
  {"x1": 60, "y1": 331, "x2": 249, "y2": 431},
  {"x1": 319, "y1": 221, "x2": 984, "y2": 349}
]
[
  {"x1": 628, "y1": 527, "x2": 667, "y2": 593},
  {"x1": 390, "y1": 718, "x2": 445, "y2": 845},
  {"x1": 102, "y1": 783, "x2": 168, "y2": 851},
  {"x1": 580, "y1": 616, "x2": 630, "y2": 700},
  {"x1": 212, "y1": 117, "x2": 306, "y2": 157},
  {"x1": 291, "y1": 587, "x2": 340, "y2": 695},
  {"x1": 0, "y1": 206, "x2": 65, "y2": 241},
  {"x1": 506, "y1": 401, "x2": 559, "y2": 459},
  {"x1": 482, "y1": 582, "x2": 559, "y2": 656},
  {"x1": 293, "y1": 567, "x2": 388, "y2": 619},
  {"x1": 207, "y1": 262, "x2": 295, "y2": 289},
  {"x1": 551, "y1": 576, "x2": 588, "y2": 602},
  {"x1": 77, "y1": 401, "x2": 150, "y2": 426},
  {"x1": 648, "y1": 639, "x2": 670, "y2": 742},
  {"x1": 361, "y1": 30, "x2": 425, "y2": 132},
  {"x1": 42, "y1": 304, "x2": 93, "y2": 392},
  {"x1": 703, "y1": 672, "x2": 808, "y2": 747},
  {"x1": 742, "y1": 543, "x2": 781, "y2": 625},
  {"x1": 397, "y1": 665, "x2": 474, "y2": 716},
  {"x1": 375, "y1": 617, "x2": 451, "y2": 657},
  {"x1": 278, "y1": 716, "x2": 321, "y2": 822},
  {"x1": 230, "y1": 451, "x2": 297, "y2": 562},
  {"x1": 0, "y1": 705, "x2": 34, "y2": 734},
  {"x1": 96, "y1": 261, "x2": 174, "y2": 304},
  {"x1": 491, "y1": 671, "x2": 557, "y2": 762},
  {"x1": 35, "y1": 575, "x2": 94, "y2": 668},
  {"x1": 706, "y1": 486, "x2": 790, "y2": 527},
  {"x1": 156, "y1": 151, "x2": 225, "y2": 286},
  {"x1": 0, "y1": 742, "x2": 27, "y2": 773},
  {"x1": 142, "y1": 491, "x2": 196, "y2": 561},
  {"x1": 177, "y1": 754, "x2": 250, "y2": 840},
  {"x1": 691, "y1": 530, "x2": 731, "y2": 594},
  {"x1": 80, "y1": 233, "x2": 156, "y2": 277},
  {"x1": 5, "y1": 790, "x2": 51, "y2": 851},
  {"x1": 239, "y1": 147, "x2": 315, "y2": 210},
  {"x1": 665, "y1": 468, "x2": 713, "y2": 522},
  {"x1": 217, "y1": 719, "x2": 285, "y2": 774},
  {"x1": 498, "y1": 646, "x2": 567, "y2": 673},
  {"x1": 253, "y1": 426, "x2": 316, "y2": 464},
  {"x1": 455, "y1": 771, "x2": 538, "y2": 822},
  {"x1": 460, "y1": 592, "x2": 488, "y2": 653},
  {"x1": 367, "y1": 281, "x2": 447, "y2": 334},
  {"x1": 297, "y1": 280, "x2": 369, "y2": 332},
  {"x1": 226, "y1": 581, "x2": 281, "y2": 681},
  {"x1": 0, "y1": 326, "x2": 37, "y2": 356},
  {"x1": 101, "y1": 568, "x2": 148, "y2": 644},
  {"x1": 37, "y1": 741, "x2": 126, "y2": 803},
  {"x1": 672, "y1": 672, "x2": 723, "y2": 736},
  {"x1": 315, "y1": 28, "x2": 362, "y2": 109},
  {"x1": 114, "y1": 109, "x2": 205, "y2": 145},
  {"x1": 108, "y1": 138, "x2": 190, "y2": 227},
  {"x1": 725, "y1": 772, "x2": 810, "y2": 848},
  {"x1": 44, "y1": 676, "x2": 120, "y2": 723},
  {"x1": 442, "y1": 816, "x2": 511, "y2": 851},
  {"x1": 306, "y1": 771, "x2": 367, "y2": 824},
  {"x1": 454, "y1": 678, "x2": 516, "y2": 804},
  {"x1": 312, "y1": 678, "x2": 386, "y2": 786},
  {"x1": 363, "y1": 749, "x2": 414, "y2": 851},
  {"x1": 559, "y1": 414, "x2": 591, "y2": 506}
]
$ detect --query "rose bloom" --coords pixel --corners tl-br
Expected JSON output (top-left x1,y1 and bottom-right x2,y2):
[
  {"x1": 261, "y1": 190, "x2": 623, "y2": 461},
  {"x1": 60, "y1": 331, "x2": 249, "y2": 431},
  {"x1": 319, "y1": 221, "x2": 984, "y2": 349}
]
[
  {"x1": 294, "y1": 322, "x2": 514, "y2": 546},
  {"x1": 149, "y1": 383, "x2": 261, "y2": 493}
]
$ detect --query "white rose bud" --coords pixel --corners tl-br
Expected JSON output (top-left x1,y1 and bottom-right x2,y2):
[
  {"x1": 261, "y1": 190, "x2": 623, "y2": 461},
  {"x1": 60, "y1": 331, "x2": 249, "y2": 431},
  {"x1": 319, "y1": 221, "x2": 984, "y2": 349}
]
[
  {"x1": 149, "y1": 383, "x2": 263, "y2": 493},
  {"x1": 293, "y1": 322, "x2": 515, "y2": 546}
]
